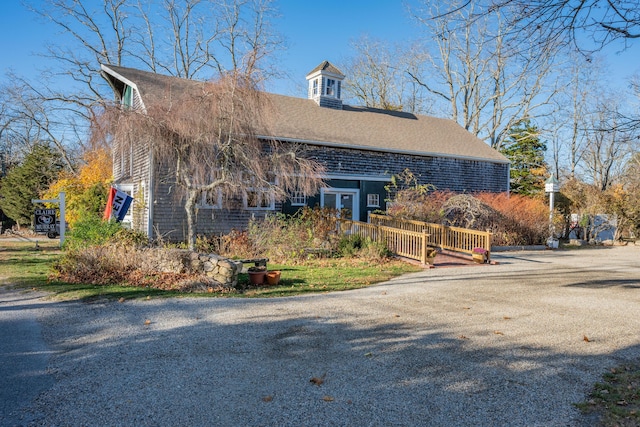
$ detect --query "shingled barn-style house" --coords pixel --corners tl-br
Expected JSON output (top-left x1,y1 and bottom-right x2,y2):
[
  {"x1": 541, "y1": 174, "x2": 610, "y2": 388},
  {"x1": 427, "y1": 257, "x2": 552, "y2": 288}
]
[{"x1": 100, "y1": 61, "x2": 509, "y2": 240}]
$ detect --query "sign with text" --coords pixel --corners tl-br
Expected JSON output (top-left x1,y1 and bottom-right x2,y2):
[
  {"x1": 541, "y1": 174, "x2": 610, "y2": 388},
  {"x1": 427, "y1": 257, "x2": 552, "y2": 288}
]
[{"x1": 34, "y1": 209, "x2": 57, "y2": 233}]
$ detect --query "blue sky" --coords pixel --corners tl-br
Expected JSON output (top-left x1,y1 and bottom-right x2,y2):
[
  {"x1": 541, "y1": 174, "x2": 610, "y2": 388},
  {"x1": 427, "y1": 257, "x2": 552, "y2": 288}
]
[{"x1": 0, "y1": 0, "x2": 638, "y2": 97}]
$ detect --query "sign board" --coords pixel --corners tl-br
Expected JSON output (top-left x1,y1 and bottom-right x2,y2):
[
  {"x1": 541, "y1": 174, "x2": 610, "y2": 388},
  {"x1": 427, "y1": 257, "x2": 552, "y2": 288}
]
[
  {"x1": 545, "y1": 182, "x2": 559, "y2": 193},
  {"x1": 34, "y1": 209, "x2": 57, "y2": 233},
  {"x1": 545, "y1": 176, "x2": 559, "y2": 193}
]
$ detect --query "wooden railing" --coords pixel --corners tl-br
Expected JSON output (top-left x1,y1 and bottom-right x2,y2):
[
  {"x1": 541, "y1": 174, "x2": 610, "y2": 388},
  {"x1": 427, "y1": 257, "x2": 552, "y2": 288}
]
[
  {"x1": 337, "y1": 219, "x2": 432, "y2": 264},
  {"x1": 369, "y1": 213, "x2": 492, "y2": 256}
]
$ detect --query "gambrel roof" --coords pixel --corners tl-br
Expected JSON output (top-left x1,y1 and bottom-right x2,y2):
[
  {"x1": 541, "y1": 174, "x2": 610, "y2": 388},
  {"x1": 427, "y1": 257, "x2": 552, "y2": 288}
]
[{"x1": 101, "y1": 64, "x2": 509, "y2": 164}]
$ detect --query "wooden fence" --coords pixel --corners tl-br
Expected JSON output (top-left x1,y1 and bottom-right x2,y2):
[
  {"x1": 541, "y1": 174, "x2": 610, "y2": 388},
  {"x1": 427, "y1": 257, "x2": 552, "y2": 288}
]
[
  {"x1": 337, "y1": 219, "x2": 432, "y2": 264},
  {"x1": 369, "y1": 214, "x2": 492, "y2": 256}
]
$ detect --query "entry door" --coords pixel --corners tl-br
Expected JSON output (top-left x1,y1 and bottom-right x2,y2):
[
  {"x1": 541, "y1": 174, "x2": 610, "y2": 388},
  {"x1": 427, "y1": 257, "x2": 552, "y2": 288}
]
[{"x1": 321, "y1": 188, "x2": 359, "y2": 221}]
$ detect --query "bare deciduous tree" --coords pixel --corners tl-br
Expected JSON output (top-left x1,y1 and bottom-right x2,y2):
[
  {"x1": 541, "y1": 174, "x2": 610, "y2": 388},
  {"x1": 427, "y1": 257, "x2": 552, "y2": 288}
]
[
  {"x1": 5, "y1": 0, "x2": 282, "y2": 169},
  {"x1": 342, "y1": 37, "x2": 431, "y2": 113},
  {"x1": 432, "y1": 0, "x2": 639, "y2": 52},
  {"x1": 409, "y1": 1, "x2": 558, "y2": 149},
  {"x1": 582, "y1": 98, "x2": 637, "y2": 191},
  {"x1": 546, "y1": 52, "x2": 604, "y2": 180},
  {"x1": 103, "y1": 75, "x2": 324, "y2": 249}
]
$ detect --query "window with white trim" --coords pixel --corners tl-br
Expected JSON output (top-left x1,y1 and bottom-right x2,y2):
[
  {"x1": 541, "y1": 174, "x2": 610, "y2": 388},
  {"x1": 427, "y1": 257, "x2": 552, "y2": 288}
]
[
  {"x1": 244, "y1": 189, "x2": 275, "y2": 210},
  {"x1": 367, "y1": 193, "x2": 380, "y2": 207},
  {"x1": 326, "y1": 78, "x2": 336, "y2": 96},
  {"x1": 312, "y1": 79, "x2": 318, "y2": 96},
  {"x1": 199, "y1": 189, "x2": 222, "y2": 209},
  {"x1": 290, "y1": 191, "x2": 307, "y2": 206}
]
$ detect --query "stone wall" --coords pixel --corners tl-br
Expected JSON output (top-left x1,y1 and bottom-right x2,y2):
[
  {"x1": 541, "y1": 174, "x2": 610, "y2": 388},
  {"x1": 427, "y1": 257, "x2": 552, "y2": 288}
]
[{"x1": 139, "y1": 248, "x2": 242, "y2": 288}]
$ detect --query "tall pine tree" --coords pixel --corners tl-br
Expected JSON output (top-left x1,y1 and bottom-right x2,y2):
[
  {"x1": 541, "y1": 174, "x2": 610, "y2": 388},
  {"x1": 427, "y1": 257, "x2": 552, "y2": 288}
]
[
  {"x1": 0, "y1": 144, "x2": 64, "y2": 227},
  {"x1": 500, "y1": 120, "x2": 548, "y2": 196}
]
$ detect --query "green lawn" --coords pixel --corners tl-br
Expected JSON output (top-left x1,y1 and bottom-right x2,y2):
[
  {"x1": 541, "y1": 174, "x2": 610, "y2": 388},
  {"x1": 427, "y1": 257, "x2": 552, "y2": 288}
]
[
  {"x1": 239, "y1": 259, "x2": 421, "y2": 297},
  {"x1": 576, "y1": 364, "x2": 640, "y2": 426},
  {"x1": 0, "y1": 240, "x2": 421, "y2": 301}
]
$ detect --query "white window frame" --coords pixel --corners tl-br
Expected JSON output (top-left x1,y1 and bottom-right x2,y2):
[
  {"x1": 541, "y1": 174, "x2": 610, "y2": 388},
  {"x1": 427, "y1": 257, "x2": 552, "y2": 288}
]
[
  {"x1": 289, "y1": 191, "x2": 307, "y2": 206},
  {"x1": 326, "y1": 78, "x2": 336, "y2": 96},
  {"x1": 243, "y1": 188, "x2": 275, "y2": 210},
  {"x1": 320, "y1": 188, "x2": 360, "y2": 221},
  {"x1": 367, "y1": 193, "x2": 380, "y2": 208},
  {"x1": 198, "y1": 189, "x2": 223, "y2": 209},
  {"x1": 312, "y1": 79, "x2": 318, "y2": 96}
]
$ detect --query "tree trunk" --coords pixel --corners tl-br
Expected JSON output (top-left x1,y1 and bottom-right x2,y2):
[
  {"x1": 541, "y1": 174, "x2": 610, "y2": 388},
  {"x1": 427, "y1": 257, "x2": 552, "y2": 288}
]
[{"x1": 185, "y1": 190, "x2": 199, "y2": 251}]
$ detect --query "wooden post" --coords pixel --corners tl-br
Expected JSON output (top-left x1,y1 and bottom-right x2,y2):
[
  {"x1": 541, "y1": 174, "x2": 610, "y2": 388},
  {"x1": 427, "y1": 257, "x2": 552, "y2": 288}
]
[
  {"x1": 421, "y1": 230, "x2": 428, "y2": 264},
  {"x1": 484, "y1": 230, "x2": 492, "y2": 261}
]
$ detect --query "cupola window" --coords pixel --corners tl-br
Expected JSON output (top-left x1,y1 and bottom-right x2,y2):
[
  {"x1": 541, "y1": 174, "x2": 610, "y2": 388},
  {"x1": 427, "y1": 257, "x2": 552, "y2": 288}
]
[{"x1": 326, "y1": 78, "x2": 336, "y2": 96}]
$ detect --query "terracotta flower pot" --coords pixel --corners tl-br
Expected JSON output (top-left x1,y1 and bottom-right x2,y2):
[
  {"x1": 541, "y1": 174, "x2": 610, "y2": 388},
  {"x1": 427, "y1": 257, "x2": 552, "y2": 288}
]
[
  {"x1": 248, "y1": 269, "x2": 267, "y2": 285},
  {"x1": 265, "y1": 270, "x2": 281, "y2": 286}
]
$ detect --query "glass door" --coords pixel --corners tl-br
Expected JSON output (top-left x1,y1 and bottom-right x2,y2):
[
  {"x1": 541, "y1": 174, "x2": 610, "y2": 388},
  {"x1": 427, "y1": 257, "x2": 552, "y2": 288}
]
[{"x1": 321, "y1": 188, "x2": 359, "y2": 221}]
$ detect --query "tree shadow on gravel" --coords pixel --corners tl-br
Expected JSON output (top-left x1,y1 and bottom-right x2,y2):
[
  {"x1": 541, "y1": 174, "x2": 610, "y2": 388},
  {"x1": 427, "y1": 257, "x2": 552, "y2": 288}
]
[{"x1": 18, "y1": 292, "x2": 640, "y2": 427}]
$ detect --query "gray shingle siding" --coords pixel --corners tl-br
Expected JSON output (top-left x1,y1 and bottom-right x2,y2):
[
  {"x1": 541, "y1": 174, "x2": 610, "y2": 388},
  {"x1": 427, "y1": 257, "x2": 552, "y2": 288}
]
[{"x1": 303, "y1": 144, "x2": 509, "y2": 193}]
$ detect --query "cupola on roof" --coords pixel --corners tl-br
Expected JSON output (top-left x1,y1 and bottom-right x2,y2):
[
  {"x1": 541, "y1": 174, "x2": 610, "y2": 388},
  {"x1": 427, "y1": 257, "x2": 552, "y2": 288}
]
[{"x1": 306, "y1": 60, "x2": 345, "y2": 110}]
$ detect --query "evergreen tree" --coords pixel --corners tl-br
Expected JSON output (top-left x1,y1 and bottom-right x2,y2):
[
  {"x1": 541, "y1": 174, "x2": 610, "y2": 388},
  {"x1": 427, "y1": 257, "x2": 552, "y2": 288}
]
[
  {"x1": 500, "y1": 120, "x2": 548, "y2": 196},
  {"x1": 0, "y1": 144, "x2": 64, "y2": 227}
]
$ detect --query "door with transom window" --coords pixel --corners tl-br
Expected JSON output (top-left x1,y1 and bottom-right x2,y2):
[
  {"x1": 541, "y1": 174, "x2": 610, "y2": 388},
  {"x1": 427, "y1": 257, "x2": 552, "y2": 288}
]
[{"x1": 320, "y1": 188, "x2": 359, "y2": 221}]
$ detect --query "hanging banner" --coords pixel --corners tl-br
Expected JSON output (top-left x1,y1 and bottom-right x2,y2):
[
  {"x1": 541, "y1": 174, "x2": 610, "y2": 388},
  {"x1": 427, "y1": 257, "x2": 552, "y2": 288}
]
[{"x1": 103, "y1": 187, "x2": 133, "y2": 222}]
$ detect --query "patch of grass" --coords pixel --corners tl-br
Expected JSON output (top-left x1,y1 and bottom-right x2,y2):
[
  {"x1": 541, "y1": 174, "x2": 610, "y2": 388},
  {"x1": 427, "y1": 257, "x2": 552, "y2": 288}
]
[
  {"x1": 0, "y1": 240, "x2": 61, "y2": 288},
  {"x1": 0, "y1": 240, "x2": 176, "y2": 301},
  {"x1": 238, "y1": 258, "x2": 421, "y2": 297},
  {"x1": 1, "y1": 240, "x2": 422, "y2": 301},
  {"x1": 576, "y1": 364, "x2": 640, "y2": 426}
]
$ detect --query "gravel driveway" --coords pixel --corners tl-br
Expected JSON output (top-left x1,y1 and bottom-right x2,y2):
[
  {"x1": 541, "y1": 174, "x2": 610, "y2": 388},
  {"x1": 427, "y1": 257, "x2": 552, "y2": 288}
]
[{"x1": 3, "y1": 245, "x2": 640, "y2": 426}]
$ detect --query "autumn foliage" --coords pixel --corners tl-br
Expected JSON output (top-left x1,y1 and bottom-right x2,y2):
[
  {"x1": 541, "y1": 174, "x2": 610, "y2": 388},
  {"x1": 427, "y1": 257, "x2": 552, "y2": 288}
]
[
  {"x1": 44, "y1": 147, "x2": 112, "y2": 225},
  {"x1": 387, "y1": 187, "x2": 550, "y2": 246},
  {"x1": 475, "y1": 192, "x2": 549, "y2": 245}
]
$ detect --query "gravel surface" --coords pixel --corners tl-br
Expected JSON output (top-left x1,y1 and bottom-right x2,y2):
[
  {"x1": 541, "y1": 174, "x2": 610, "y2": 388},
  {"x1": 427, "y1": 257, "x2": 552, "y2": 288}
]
[{"x1": 3, "y1": 245, "x2": 640, "y2": 426}]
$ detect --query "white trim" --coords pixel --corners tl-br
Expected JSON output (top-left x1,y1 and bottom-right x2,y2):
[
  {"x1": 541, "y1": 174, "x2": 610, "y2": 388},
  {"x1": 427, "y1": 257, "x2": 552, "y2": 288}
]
[
  {"x1": 367, "y1": 193, "x2": 380, "y2": 208},
  {"x1": 320, "y1": 187, "x2": 360, "y2": 221},
  {"x1": 289, "y1": 191, "x2": 307, "y2": 206},
  {"x1": 325, "y1": 173, "x2": 391, "y2": 182},
  {"x1": 243, "y1": 188, "x2": 275, "y2": 211},
  {"x1": 256, "y1": 135, "x2": 511, "y2": 164},
  {"x1": 198, "y1": 189, "x2": 223, "y2": 209},
  {"x1": 147, "y1": 151, "x2": 154, "y2": 238},
  {"x1": 305, "y1": 69, "x2": 344, "y2": 81},
  {"x1": 100, "y1": 64, "x2": 147, "y2": 112}
]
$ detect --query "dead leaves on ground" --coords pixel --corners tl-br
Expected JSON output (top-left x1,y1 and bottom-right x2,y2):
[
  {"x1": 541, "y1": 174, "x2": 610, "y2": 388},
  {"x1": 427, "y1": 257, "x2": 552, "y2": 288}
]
[
  {"x1": 310, "y1": 373, "x2": 326, "y2": 386},
  {"x1": 258, "y1": 374, "x2": 337, "y2": 404}
]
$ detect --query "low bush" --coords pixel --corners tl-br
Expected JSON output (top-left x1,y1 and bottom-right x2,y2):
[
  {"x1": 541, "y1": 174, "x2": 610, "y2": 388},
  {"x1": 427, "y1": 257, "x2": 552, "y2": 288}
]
[
  {"x1": 206, "y1": 207, "x2": 392, "y2": 264},
  {"x1": 338, "y1": 235, "x2": 391, "y2": 260},
  {"x1": 386, "y1": 189, "x2": 550, "y2": 246},
  {"x1": 247, "y1": 207, "x2": 342, "y2": 262},
  {"x1": 63, "y1": 216, "x2": 148, "y2": 251}
]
